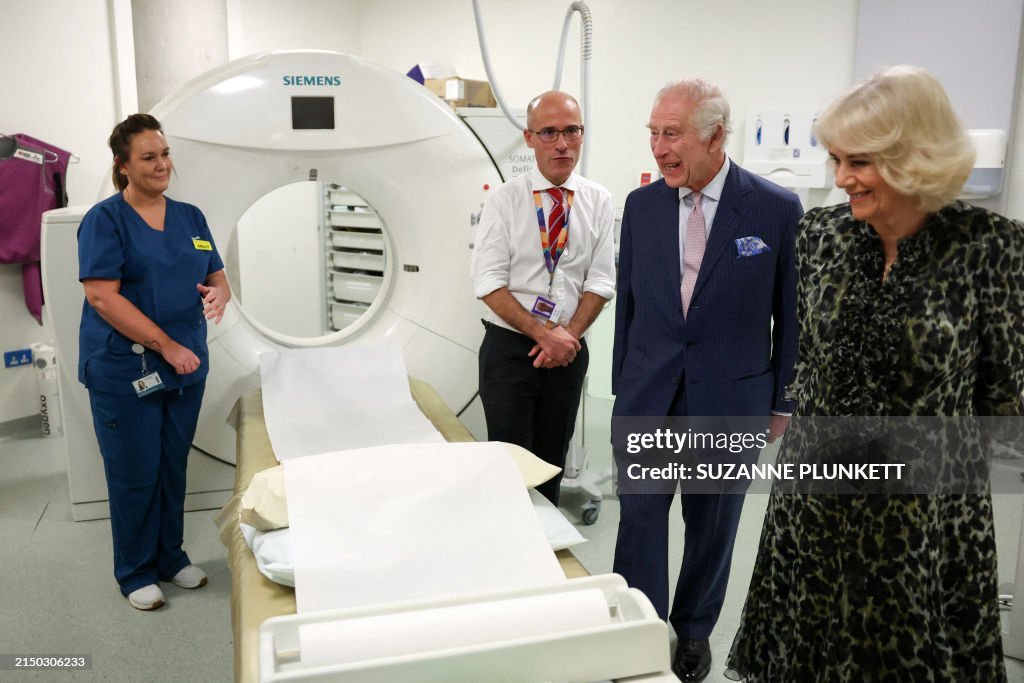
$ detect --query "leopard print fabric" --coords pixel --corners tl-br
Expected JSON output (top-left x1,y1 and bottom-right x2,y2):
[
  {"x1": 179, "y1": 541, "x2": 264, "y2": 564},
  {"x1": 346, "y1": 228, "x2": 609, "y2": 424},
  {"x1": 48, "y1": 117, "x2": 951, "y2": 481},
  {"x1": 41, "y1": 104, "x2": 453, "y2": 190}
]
[{"x1": 725, "y1": 201, "x2": 1024, "y2": 682}]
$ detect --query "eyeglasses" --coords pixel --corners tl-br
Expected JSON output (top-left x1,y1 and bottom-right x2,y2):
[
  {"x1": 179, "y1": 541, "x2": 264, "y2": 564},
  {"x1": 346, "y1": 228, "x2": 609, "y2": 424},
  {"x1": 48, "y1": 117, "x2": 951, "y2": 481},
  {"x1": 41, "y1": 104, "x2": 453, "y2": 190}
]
[{"x1": 527, "y1": 125, "x2": 584, "y2": 143}]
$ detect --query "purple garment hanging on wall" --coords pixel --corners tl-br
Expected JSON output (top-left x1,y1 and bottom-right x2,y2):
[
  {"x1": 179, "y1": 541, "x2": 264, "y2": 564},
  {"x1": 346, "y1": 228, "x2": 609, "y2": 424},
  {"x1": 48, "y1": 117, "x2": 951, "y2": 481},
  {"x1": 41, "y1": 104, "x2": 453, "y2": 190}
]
[{"x1": 0, "y1": 133, "x2": 72, "y2": 323}]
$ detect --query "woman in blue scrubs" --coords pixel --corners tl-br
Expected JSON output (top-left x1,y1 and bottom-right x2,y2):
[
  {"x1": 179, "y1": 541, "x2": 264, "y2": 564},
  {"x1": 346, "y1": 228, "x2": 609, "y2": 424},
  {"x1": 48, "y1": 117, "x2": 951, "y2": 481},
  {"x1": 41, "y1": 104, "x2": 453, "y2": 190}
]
[{"x1": 78, "y1": 114, "x2": 231, "y2": 611}]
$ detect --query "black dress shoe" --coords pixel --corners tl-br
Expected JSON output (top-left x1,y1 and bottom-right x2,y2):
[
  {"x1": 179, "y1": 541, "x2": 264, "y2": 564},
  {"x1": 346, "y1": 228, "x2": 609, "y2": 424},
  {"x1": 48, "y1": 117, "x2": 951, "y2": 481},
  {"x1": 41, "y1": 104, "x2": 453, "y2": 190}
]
[{"x1": 672, "y1": 638, "x2": 712, "y2": 681}]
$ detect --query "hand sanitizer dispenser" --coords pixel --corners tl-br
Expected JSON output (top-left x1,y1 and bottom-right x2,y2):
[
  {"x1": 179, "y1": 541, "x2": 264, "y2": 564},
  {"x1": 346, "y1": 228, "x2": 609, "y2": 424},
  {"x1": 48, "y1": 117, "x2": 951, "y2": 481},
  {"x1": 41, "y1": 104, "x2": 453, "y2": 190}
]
[{"x1": 743, "y1": 107, "x2": 828, "y2": 190}]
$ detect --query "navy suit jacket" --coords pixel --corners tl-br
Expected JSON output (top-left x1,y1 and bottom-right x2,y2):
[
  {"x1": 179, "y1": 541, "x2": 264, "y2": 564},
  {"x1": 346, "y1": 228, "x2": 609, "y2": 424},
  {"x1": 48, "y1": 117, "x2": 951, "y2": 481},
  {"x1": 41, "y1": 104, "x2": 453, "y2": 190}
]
[{"x1": 611, "y1": 161, "x2": 801, "y2": 419}]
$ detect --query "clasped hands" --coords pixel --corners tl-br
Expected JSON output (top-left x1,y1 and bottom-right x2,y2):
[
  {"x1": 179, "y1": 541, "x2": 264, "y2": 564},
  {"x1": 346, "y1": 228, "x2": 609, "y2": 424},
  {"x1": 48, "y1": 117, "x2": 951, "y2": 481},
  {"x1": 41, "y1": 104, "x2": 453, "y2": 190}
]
[{"x1": 529, "y1": 324, "x2": 580, "y2": 369}]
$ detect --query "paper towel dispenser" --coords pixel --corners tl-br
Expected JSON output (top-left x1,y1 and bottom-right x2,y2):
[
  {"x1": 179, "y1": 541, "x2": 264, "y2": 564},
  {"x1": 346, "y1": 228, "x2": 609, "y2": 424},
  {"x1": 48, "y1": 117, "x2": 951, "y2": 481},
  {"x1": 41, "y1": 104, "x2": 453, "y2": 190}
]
[{"x1": 961, "y1": 129, "x2": 1007, "y2": 198}]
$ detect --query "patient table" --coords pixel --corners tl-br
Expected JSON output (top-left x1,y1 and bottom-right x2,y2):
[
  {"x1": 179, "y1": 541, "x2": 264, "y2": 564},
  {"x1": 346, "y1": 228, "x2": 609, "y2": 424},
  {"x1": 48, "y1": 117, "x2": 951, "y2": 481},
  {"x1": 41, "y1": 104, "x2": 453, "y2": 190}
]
[{"x1": 215, "y1": 381, "x2": 590, "y2": 683}]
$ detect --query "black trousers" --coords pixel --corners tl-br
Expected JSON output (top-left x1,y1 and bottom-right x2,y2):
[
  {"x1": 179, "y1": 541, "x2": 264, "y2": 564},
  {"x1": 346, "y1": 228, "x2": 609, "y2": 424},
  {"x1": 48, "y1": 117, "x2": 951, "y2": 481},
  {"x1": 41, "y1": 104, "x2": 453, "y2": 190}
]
[{"x1": 478, "y1": 321, "x2": 588, "y2": 504}]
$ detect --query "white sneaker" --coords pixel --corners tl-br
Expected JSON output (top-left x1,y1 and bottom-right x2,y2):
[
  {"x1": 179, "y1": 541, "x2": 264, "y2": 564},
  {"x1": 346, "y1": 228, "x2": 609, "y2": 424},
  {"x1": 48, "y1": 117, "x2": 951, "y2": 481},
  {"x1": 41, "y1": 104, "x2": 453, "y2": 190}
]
[
  {"x1": 171, "y1": 564, "x2": 208, "y2": 589},
  {"x1": 127, "y1": 584, "x2": 166, "y2": 610}
]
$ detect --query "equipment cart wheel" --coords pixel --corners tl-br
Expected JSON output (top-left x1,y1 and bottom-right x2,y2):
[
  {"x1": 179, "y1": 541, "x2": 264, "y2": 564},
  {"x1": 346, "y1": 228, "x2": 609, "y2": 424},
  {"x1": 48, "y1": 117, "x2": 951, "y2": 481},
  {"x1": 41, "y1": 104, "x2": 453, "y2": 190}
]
[{"x1": 581, "y1": 501, "x2": 601, "y2": 526}]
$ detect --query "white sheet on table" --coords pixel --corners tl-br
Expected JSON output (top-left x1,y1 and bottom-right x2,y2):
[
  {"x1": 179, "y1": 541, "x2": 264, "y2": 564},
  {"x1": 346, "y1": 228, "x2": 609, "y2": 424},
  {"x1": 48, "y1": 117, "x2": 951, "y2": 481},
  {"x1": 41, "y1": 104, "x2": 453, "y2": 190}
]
[
  {"x1": 283, "y1": 441, "x2": 566, "y2": 614},
  {"x1": 238, "y1": 492, "x2": 585, "y2": 589},
  {"x1": 299, "y1": 588, "x2": 610, "y2": 668},
  {"x1": 259, "y1": 345, "x2": 443, "y2": 460}
]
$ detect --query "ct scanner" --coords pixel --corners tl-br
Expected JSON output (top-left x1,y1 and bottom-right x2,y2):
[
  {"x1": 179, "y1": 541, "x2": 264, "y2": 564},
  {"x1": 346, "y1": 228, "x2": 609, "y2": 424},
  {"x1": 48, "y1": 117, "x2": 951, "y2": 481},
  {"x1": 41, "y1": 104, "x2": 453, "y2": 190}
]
[{"x1": 41, "y1": 50, "x2": 532, "y2": 520}]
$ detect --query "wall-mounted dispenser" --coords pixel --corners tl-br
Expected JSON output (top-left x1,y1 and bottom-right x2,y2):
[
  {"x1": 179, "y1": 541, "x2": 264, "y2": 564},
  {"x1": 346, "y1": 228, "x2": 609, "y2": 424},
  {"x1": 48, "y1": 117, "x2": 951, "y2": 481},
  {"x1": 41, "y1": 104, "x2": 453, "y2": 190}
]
[
  {"x1": 743, "y1": 108, "x2": 829, "y2": 191},
  {"x1": 960, "y1": 129, "x2": 1006, "y2": 198}
]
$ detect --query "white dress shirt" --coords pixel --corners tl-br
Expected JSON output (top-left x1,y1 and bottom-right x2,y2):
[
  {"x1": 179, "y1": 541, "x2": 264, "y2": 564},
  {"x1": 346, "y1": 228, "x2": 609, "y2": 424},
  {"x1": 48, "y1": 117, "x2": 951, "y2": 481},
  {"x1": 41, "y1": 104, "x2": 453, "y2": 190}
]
[
  {"x1": 472, "y1": 167, "x2": 616, "y2": 331},
  {"x1": 678, "y1": 156, "x2": 731, "y2": 274}
]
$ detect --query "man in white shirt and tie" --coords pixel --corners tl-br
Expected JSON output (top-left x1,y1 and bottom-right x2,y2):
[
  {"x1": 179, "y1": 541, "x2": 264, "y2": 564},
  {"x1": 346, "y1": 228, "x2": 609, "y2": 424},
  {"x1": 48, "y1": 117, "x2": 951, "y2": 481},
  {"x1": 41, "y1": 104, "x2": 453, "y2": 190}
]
[{"x1": 471, "y1": 90, "x2": 615, "y2": 504}]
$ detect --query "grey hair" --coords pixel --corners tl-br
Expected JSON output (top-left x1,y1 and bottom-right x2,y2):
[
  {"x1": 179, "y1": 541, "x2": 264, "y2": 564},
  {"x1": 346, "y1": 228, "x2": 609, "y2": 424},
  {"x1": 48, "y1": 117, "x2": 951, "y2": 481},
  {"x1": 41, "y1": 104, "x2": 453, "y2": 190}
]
[{"x1": 655, "y1": 78, "x2": 732, "y2": 144}]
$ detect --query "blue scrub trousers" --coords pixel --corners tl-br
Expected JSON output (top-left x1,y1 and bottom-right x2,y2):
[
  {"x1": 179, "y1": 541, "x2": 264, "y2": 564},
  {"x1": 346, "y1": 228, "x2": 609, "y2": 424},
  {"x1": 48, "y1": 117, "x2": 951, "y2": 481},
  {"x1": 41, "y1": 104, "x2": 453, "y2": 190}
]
[{"x1": 88, "y1": 381, "x2": 205, "y2": 595}]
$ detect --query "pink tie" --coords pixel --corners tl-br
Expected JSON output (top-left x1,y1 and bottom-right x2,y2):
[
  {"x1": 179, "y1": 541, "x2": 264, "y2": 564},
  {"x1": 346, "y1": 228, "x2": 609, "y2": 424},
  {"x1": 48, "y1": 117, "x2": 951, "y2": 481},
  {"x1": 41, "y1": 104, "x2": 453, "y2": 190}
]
[{"x1": 681, "y1": 191, "x2": 705, "y2": 317}]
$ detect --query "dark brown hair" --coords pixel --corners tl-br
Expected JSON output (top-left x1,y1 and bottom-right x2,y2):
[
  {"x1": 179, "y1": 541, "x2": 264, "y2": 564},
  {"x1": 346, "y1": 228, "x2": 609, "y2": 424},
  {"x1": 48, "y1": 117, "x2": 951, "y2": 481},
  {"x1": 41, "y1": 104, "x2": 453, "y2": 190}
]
[{"x1": 108, "y1": 113, "x2": 164, "y2": 191}]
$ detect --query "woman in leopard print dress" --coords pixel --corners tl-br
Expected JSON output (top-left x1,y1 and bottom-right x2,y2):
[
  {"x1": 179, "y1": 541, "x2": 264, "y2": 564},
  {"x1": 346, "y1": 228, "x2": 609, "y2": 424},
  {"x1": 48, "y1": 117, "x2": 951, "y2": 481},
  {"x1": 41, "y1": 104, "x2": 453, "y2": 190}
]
[{"x1": 726, "y1": 66, "x2": 1024, "y2": 682}]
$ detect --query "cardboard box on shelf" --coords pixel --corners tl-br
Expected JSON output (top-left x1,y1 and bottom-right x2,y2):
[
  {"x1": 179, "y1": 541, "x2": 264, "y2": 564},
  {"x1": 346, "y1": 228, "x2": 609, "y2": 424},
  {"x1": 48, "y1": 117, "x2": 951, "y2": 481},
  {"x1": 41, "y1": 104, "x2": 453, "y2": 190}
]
[
  {"x1": 423, "y1": 78, "x2": 497, "y2": 108},
  {"x1": 407, "y1": 62, "x2": 456, "y2": 84}
]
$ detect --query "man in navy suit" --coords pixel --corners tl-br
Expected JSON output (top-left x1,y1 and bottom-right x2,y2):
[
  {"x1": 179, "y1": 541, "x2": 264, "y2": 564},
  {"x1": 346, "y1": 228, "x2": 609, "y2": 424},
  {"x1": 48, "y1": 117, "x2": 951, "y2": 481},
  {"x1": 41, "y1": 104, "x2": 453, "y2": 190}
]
[{"x1": 611, "y1": 78, "x2": 800, "y2": 681}]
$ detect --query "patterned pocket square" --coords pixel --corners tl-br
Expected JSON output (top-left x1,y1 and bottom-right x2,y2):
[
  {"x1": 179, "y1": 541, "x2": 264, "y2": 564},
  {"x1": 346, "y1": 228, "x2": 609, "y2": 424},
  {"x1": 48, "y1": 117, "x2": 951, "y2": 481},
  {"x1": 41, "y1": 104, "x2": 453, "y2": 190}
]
[{"x1": 735, "y1": 236, "x2": 770, "y2": 257}]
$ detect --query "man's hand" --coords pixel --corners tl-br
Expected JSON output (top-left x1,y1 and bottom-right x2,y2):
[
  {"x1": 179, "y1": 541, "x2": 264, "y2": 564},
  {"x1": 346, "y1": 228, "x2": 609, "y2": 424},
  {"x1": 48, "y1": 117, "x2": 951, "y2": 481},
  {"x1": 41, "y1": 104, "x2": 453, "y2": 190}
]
[
  {"x1": 767, "y1": 414, "x2": 791, "y2": 444},
  {"x1": 528, "y1": 346, "x2": 562, "y2": 369},
  {"x1": 535, "y1": 325, "x2": 580, "y2": 366}
]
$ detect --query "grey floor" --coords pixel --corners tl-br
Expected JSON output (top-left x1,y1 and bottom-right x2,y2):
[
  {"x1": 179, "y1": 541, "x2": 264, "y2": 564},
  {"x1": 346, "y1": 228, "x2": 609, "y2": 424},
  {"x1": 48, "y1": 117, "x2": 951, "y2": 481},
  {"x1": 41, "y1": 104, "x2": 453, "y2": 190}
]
[
  {"x1": 1, "y1": 418, "x2": 233, "y2": 683},
  {"x1": 3, "y1": 397, "x2": 1024, "y2": 682}
]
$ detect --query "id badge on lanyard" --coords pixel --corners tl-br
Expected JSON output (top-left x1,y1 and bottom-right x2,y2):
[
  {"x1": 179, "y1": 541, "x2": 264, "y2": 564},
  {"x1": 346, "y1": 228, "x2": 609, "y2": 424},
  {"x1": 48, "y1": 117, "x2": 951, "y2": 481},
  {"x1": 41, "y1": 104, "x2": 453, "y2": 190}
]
[
  {"x1": 131, "y1": 343, "x2": 164, "y2": 397},
  {"x1": 532, "y1": 189, "x2": 573, "y2": 322}
]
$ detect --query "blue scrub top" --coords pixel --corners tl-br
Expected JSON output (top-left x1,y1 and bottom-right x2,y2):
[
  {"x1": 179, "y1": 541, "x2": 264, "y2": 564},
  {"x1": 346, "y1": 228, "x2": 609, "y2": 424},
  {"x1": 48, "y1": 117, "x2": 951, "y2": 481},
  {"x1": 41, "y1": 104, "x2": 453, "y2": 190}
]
[{"x1": 78, "y1": 192, "x2": 225, "y2": 394}]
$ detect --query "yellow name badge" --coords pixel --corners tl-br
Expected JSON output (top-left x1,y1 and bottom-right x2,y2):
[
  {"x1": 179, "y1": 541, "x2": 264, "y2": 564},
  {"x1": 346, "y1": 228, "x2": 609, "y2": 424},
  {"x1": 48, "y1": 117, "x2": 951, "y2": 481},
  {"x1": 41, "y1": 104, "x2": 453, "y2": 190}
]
[{"x1": 192, "y1": 238, "x2": 212, "y2": 251}]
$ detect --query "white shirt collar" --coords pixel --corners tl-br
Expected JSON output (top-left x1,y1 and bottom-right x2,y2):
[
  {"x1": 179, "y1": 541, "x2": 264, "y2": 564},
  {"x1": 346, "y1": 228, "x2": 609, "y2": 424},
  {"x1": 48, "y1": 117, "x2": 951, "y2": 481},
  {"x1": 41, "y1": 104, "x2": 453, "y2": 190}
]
[
  {"x1": 678, "y1": 156, "x2": 730, "y2": 203},
  {"x1": 530, "y1": 166, "x2": 579, "y2": 193}
]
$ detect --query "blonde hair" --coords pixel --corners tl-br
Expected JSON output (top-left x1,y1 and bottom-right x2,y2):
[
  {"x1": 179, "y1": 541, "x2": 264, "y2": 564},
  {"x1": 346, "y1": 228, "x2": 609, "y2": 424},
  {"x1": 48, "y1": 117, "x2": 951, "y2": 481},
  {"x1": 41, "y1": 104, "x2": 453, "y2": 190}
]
[{"x1": 814, "y1": 65, "x2": 975, "y2": 212}]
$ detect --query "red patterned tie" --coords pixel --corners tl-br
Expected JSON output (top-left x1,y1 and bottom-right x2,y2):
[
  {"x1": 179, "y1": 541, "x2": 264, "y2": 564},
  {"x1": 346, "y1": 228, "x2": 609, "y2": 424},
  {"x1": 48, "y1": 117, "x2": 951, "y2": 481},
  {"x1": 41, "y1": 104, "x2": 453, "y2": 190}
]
[
  {"x1": 546, "y1": 187, "x2": 566, "y2": 248},
  {"x1": 681, "y1": 191, "x2": 705, "y2": 317}
]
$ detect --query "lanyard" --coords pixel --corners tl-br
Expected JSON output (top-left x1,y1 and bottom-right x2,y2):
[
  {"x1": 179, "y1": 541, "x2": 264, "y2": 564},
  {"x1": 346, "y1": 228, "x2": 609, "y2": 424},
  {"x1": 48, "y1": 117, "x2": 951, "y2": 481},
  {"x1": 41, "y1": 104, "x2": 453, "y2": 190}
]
[
  {"x1": 532, "y1": 189, "x2": 573, "y2": 284},
  {"x1": 132, "y1": 343, "x2": 148, "y2": 375}
]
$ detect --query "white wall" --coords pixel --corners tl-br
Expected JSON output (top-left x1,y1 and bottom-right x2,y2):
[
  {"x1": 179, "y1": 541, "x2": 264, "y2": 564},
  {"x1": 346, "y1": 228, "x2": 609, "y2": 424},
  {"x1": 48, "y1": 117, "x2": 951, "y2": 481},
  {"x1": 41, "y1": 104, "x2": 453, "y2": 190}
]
[
  {"x1": 354, "y1": 0, "x2": 859, "y2": 207},
  {"x1": 1, "y1": 0, "x2": 120, "y2": 423},
  {"x1": 226, "y1": 0, "x2": 860, "y2": 204},
  {"x1": 132, "y1": 0, "x2": 230, "y2": 111},
  {"x1": 226, "y1": 0, "x2": 363, "y2": 58},
  {"x1": 1008, "y1": 55, "x2": 1024, "y2": 221}
]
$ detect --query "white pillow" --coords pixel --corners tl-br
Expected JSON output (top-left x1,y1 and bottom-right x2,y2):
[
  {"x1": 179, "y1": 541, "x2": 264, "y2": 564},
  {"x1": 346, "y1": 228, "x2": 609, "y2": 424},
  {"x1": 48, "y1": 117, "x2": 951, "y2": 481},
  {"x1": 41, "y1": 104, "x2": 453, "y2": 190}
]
[
  {"x1": 506, "y1": 442, "x2": 562, "y2": 489},
  {"x1": 528, "y1": 489, "x2": 587, "y2": 551},
  {"x1": 239, "y1": 442, "x2": 561, "y2": 531},
  {"x1": 240, "y1": 466, "x2": 289, "y2": 530},
  {"x1": 240, "y1": 523, "x2": 295, "y2": 587}
]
